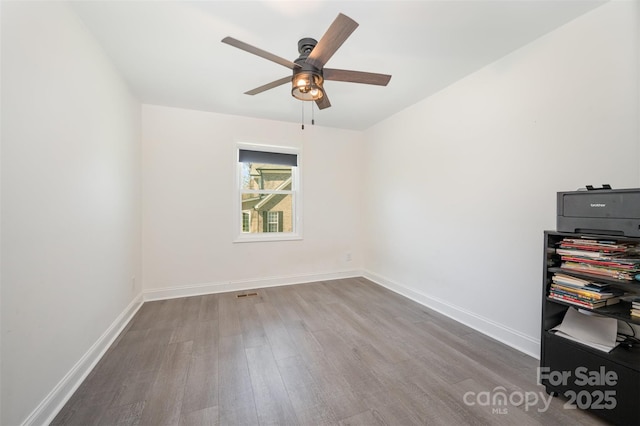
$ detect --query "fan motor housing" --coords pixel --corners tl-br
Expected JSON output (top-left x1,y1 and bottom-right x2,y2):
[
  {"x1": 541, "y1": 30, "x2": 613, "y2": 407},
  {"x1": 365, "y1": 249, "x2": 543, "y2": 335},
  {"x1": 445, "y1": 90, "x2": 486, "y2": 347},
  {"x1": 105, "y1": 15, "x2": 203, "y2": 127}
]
[
  {"x1": 297, "y1": 38, "x2": 317, "y2": 56},
  {"x1": 294, "y1": 38, "x2": 322, "y2": 77}
]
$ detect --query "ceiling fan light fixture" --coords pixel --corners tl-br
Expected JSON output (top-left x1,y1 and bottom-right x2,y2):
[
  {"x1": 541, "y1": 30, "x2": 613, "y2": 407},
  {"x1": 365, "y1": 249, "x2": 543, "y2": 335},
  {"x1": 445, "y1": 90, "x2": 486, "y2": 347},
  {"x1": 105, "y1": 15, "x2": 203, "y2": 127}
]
[
  {"x1": 291, "y1": 71, "x2": 324, "y2": 101},
  {"x1": 222, "y1": 13, "x2": 390, "y2": 111}
]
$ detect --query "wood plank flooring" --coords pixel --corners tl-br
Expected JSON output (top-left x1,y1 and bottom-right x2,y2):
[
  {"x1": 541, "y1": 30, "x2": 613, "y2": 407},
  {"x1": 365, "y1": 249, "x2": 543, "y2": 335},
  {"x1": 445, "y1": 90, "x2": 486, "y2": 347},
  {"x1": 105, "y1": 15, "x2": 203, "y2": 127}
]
[{"x1": 52, "y1": 277, "x2": 606, "y2": 425}]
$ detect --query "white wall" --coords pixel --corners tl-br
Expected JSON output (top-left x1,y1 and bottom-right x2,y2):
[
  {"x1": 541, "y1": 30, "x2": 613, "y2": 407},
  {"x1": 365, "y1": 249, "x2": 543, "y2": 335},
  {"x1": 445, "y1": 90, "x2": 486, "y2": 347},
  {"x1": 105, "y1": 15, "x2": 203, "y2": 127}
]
[
  {"x1": 1, "y1": 2, "x2": 141, "y2": 425},
  {"x1": 363, "y1": 0, "x2": 640, "y2": 357},
  {"x1": 142, "y1": 105, "x2": 363, "y2": 296}
]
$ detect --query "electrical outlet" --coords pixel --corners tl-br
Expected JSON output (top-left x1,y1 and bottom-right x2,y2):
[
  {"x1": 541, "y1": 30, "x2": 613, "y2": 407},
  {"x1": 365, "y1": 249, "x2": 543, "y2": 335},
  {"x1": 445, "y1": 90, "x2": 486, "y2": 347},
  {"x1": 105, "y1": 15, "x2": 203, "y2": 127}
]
[{"x1": 345, "y1": 252, "x2": 352, "y2": 262}]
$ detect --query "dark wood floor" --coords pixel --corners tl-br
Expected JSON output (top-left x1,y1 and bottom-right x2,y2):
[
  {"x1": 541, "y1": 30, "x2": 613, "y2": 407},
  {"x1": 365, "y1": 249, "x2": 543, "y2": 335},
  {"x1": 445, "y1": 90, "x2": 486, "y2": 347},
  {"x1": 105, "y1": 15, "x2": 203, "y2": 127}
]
[{"x1": 53, "y1": 277, "x2": 606, "y2": 425}]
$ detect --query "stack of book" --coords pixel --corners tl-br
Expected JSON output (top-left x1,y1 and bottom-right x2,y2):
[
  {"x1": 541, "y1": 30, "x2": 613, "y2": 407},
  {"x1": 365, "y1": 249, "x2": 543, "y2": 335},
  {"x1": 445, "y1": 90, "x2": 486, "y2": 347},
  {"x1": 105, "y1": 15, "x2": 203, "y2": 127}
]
[
  {"x1": 555, "y1": 238, "x2": 640, "y2": 281},
  {"x1": 549, "y1": 273, "x2": 623, "y2": 310},
  {"x1": 632, "y1": 297, "x2": 640, "y2": 318}
]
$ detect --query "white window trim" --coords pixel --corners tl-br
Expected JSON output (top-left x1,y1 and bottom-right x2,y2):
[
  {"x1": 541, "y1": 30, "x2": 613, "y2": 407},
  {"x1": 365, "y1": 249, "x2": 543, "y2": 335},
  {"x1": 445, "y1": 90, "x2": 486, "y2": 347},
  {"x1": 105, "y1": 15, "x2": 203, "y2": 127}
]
[{"x1": 234, "y1": 142, "x2": 302, "y2": 243}]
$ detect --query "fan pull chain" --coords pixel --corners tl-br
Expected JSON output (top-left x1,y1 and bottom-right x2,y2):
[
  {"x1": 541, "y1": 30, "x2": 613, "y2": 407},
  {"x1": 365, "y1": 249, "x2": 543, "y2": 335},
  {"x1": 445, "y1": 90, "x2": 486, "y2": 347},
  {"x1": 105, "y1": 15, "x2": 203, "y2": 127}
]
[
  {"x1": 301, "y1": 102, "x2": 304, "y2": 130},
  {"x1": 312, "y1": 102, "x2": 315, "y2": 126}
]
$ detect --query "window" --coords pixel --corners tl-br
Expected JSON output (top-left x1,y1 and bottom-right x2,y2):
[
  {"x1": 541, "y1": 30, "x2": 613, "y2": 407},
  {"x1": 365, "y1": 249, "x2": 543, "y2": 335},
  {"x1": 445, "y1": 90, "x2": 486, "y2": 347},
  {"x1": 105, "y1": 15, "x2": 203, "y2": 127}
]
[
  {"x1": 265, "y1": 211, "x2": 282, "y2": 232},
  {"x1": 235, "y1": 144, "x2": 301, "y2": 242},
  {"x1": 242, "y1": 211, "x2": 251, "y2": 233}
]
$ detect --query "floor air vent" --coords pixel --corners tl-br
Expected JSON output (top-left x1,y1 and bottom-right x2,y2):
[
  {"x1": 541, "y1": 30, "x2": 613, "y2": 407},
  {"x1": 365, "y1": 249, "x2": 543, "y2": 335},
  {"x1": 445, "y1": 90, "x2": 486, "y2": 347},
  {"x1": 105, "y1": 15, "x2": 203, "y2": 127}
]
[{"x1": 236, "y1": 292, "x2": 258, "y2": 298}]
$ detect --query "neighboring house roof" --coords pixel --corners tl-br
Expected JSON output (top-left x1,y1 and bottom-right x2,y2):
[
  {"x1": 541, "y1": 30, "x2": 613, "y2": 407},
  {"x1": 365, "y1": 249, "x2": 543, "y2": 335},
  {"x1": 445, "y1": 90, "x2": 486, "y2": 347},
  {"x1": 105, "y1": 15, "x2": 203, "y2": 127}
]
[{"x1": 253, "y1": 177, "x2": 292, "y2": 211}]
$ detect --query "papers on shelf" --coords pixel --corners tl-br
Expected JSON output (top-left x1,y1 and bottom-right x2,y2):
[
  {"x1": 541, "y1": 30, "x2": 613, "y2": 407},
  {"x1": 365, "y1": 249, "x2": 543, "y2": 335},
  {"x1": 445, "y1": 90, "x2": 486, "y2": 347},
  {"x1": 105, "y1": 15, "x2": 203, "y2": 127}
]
[
  {"x1": 555, "y1": 237, "x2": 640, "y2": 281},
  {"x1": 551, "y1": 307, "x2": 619, "y2": 353}
]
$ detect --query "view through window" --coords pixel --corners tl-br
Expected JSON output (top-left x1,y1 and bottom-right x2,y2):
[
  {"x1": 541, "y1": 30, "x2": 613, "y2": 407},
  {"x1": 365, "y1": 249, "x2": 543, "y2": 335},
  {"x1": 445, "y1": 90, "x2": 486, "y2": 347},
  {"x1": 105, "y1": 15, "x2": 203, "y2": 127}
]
[{"x1": 238, "y1": 148, "x2": 298, "y2": 239}]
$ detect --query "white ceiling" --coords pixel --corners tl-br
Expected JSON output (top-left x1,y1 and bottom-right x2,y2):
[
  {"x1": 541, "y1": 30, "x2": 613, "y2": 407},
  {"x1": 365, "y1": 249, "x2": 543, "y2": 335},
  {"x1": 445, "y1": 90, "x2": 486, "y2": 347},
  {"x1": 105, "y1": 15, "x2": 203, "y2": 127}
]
[{"x1": 71, "y1": 0, "x2": 606, "y2": 130}]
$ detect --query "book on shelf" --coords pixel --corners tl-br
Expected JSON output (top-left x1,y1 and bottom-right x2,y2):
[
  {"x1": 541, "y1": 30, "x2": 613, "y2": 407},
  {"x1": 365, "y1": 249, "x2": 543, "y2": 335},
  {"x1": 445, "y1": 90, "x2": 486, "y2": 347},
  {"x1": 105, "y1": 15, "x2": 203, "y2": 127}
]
[
  {"x1": 549, "y1": 271, "x2": 625, "y2": 310},
  {"x1": 556, "y1": 248, "x2": 616, "y2": 260},
  {"x1": 631, "y1": 296, "x2": 640, "y2": 317},
  {"x1": 552, "y1": 273, "x2": 591, "y2": 287},
  {"x1": 551, "y1": 271, "x2": 622, "y2": 292},
  {"x1": 548, "y1": 292, "x2": 621, "y2": 310},
  {"x1": 550, "y1": 285, "x2": 621, "y2": 301},
  {"x1": 560, "y1": 262, "x2": 637, "y2": 280},
  {"x1": 559, "y1": 255, "x2": 640, "y2": 270},
  {"x1": 555, "y1": 237, "x2": 640, "y2": 281},
  {"x1": 551, "y1": 273, "x2": 618, "y2": 293},
  {"x1": 558, "y1": 238, "x2": 636, "y2": 253}
]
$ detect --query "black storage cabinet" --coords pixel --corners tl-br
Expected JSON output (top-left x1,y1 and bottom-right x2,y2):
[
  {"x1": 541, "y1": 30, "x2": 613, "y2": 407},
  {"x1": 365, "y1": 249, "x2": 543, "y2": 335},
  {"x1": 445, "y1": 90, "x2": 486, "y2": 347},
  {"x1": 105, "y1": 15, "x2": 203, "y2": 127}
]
[{"x1": 540, "y1": 231, "x2": 640, "y2": 425}]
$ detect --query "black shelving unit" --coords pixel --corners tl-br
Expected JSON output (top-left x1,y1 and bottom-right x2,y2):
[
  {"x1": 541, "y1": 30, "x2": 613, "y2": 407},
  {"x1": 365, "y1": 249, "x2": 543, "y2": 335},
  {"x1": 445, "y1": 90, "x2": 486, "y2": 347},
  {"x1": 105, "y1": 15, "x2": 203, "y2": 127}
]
[{"x1": 541, "y1": 231, "x2": 640, "y2": 424}]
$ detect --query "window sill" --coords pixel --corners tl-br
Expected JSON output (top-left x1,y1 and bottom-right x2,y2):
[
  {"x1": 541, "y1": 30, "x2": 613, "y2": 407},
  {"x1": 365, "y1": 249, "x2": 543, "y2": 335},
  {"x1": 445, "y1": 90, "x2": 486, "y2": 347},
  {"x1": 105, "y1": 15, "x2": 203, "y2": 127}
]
[{"x1": 233, "y1": 233, "x2": 303, "y2": 243}]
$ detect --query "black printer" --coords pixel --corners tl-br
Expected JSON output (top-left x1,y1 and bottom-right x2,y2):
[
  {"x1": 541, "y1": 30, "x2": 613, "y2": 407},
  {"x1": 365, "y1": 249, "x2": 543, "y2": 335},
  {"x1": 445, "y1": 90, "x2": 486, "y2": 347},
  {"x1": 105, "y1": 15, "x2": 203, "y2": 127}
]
[{"x1": 557, "y1": 187, "x2": 640, "y2": 237}]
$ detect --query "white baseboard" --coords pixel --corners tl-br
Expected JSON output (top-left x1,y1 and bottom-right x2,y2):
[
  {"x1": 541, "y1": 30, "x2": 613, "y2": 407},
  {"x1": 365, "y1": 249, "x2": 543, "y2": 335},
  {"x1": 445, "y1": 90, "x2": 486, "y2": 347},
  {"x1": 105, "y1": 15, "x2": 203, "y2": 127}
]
[
  {"x1": 143, "y1": 269, "x2": 364, "y2": 301},
  {"x1": 22, "y1": 293, "x2": 144, "y2": 426},
  {"x1": 363, "y1": 270, "x2": 540, "y2": 359}
]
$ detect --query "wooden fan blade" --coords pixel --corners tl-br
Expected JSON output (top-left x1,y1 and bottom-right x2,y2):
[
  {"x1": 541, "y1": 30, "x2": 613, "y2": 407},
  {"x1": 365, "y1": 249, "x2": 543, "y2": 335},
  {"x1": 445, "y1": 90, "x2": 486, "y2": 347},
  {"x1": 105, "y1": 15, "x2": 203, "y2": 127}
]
[
  {"x1": 306, "y1": 13, "x2": 358, "y2": 69},
  {"x1": 324, "y1": 68, "x2": 391, "y2": 86},
  {"x1": 315, "y1": 93, "x2": 331, "y2": 110},
  {"x1": 244, "y1": 76, "x2": 291, "y2": 95},
  {"x1": 222, "y1": 37, "x2": 300, "y2": 70}
]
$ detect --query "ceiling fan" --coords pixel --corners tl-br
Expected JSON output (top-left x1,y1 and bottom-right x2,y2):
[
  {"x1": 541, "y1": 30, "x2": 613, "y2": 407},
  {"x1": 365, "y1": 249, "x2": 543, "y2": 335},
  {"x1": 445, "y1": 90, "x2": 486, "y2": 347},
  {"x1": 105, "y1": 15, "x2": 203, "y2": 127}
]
[{"x1": 222, "y1": 13, "x2": 391, "y2": 110}]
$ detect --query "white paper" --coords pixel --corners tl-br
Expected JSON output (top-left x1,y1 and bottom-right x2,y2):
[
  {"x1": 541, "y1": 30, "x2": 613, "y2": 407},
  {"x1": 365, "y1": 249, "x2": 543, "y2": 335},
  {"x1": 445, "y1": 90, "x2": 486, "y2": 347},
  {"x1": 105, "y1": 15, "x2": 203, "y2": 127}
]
[{"x1": 551, "y1": 307, "x2": 619, "y2": 353}]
